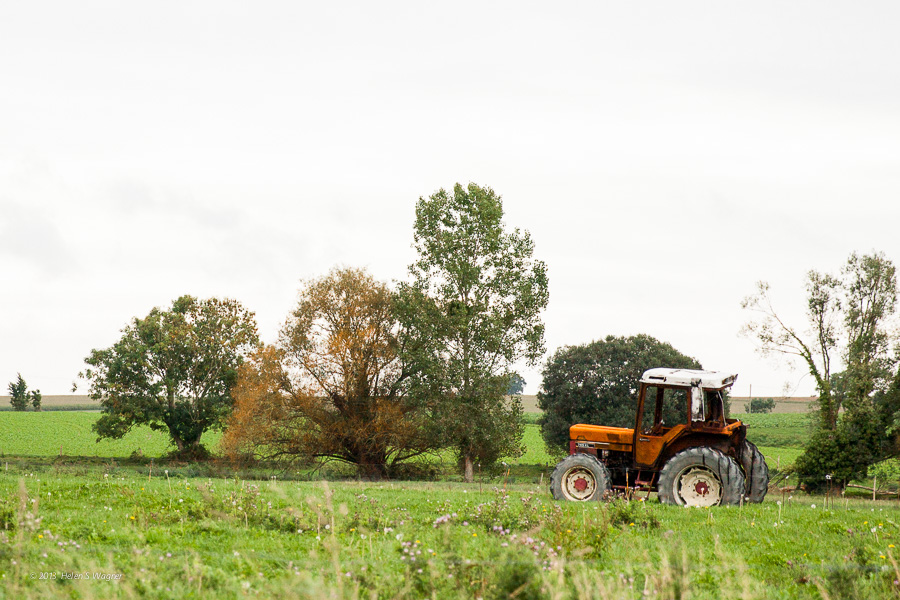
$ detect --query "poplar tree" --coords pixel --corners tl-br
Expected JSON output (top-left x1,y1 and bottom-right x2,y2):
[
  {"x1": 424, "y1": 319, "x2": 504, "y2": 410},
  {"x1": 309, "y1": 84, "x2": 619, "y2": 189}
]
[{"x1": 399, "y1": 183, "x2": 549, "y2": 482}]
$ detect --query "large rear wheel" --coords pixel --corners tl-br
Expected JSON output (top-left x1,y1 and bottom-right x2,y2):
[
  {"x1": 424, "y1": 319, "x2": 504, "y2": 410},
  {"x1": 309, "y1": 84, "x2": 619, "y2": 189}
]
[
  {"x1": 739, "y1": 440, "x2": 769, "y2": 503},
  {"x1": 658, "y1": 447, "x2": 744, "y2": 507},
  {"x1": 550, "y1": 453, "x2": 611, "y2": 501}
]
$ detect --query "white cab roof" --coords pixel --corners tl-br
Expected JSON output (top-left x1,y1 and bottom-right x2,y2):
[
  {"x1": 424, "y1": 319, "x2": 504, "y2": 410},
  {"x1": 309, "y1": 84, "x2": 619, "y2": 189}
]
[{"x1": 640, "y1": 368, "x2": 737, "y2": 390}]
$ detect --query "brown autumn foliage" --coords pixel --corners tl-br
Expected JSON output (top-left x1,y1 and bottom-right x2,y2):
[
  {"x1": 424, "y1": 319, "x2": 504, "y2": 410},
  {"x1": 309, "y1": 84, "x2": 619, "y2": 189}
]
[{"x1": 222, "y1": 267, "x2": 435, "y2": 478}]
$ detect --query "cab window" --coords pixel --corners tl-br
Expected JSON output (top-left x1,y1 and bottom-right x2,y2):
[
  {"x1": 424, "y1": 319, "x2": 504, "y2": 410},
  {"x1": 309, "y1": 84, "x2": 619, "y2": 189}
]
[{"x1": 641, "y1": 386, "x2": 688, "y2": 433}]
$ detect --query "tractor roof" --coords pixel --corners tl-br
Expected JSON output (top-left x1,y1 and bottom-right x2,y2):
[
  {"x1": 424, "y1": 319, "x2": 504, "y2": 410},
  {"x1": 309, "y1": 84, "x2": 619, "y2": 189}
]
[{"x1": 640, "y1": 368, "x2": 737, "y2": 390}]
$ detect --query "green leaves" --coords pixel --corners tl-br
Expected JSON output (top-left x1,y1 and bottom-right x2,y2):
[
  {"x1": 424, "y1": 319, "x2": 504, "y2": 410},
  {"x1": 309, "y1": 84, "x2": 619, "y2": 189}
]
[
  {"x1": 81, "y1": 295, "x2": 259, "y2": 455},
  {"x1": 744, "y1": 398, "x2": 776, "y2": 414},
  {"x1": 400, "y1": 183, "x2": 549, "y2": 479},
  {"x1": 29, "y1": 388, "x2": 41, "y2": 411},
  {"x1": 4, "y1": 374, "x2": 39, "y2": 411},
  {"x1": 743, "y1": 251, "x2": 898, "y2": 432}
]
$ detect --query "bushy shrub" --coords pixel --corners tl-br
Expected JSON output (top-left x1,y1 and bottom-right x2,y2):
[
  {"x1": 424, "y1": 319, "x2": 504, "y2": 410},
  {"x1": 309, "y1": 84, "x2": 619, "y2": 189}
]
[
  {"x1": 744, "y1": 398, "x2": 775, "y2": 414},
  {"x1": 794, "y1": 414, "x2": 886, "y2": 489}
]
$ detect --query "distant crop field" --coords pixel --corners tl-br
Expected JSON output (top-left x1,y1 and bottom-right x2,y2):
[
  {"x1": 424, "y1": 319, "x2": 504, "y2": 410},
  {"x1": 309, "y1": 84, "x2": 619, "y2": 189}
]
[
  {"x1": 0, "y1": 394, "x2": 99, "y2": 410},
  {"x1": 733, "y1": 412, "x2": 812, "y2": 448},
  {"x1": 519, "y1": 394, "x2": 540, "y2": 412},
  {"x1": 521, "y1": 396, "x2": 815, "y2": 415},
  {"x1": 0, "y1": 412, "x2": 220, "y2": 458},
  {"x1": 730, "y1": 397, "x2": 816, "y2": 414},
  {"x1": 2, "y1": 394, "x2": 813, "y2": 415}
]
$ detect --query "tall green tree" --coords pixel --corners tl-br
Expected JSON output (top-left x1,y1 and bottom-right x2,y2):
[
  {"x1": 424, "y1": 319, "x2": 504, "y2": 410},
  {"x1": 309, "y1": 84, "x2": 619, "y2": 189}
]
[
  {"x1": 741, "y1": 274, "x2": 841, "y2": 430},
  {"x1": 537, "y1": 335, "x2": 702, "y2": 453},
  {"x1": 742, "y1": 251, "x2": 897, "y2": 432},
  {"x1": 7, "y1": 373, "x2": 28, "y2": 411},
  {"x1": 842, "y1": 252, "x2": 897, "y2": 414},
  {"x1": 742, "y1": 251, "x2": 898, "y2": 487},
  {"x1": 398, "y1": 182, "x2": 549, "y2": 482},
  {"x1": 81, "y1": 295, "x2": 259, "y2": 458}
]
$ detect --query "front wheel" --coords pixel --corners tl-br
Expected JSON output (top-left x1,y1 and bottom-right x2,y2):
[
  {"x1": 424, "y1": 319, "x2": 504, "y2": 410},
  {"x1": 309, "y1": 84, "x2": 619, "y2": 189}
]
[
  {"x1": 550, "y1": 453, "x2": 611, "y2": 501},
  {"x1": 657, "y1": 447, "x2": 745, "y2": 507}
]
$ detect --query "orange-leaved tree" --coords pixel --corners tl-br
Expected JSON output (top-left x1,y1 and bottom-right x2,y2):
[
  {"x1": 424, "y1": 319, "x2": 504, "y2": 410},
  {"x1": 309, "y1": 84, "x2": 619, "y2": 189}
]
[{"x1": 222, "y1": 267, "x2": 434, "y2": 478}]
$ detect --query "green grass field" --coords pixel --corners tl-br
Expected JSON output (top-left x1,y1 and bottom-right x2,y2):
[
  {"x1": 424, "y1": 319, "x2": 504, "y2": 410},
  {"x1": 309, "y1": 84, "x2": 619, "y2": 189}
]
[
  {"x1": 737, "y1": 413, "x2": 813, "y2": 448},
  {"x1": 0, "y1": 411, "x2": 808, "y2": 469},
  {"x1": 0, "y1": 412, "x2": 803, "y2": 474},
  {"x1": 0, "y1": 412, "x2": 222, "y2": 459},
  {"x1": 3, "y1": 465, "x2": 900, "y2": 599},
  {"x1": 5, "y1": 410, "x2": 900, "y2": 598}
]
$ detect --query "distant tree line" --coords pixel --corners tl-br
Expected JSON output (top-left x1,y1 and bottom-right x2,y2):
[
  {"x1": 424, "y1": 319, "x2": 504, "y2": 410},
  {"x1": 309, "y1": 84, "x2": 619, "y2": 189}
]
[
  {"x1": 81, "y1": 183, "x2": 549, "y2": 481},
  {"x1": 85, "y1": 181, "x2": 870, "y2": 485}
]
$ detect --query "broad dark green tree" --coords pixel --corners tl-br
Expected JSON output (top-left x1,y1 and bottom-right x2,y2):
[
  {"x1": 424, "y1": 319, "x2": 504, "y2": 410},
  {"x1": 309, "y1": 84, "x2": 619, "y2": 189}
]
[
  {"x1": 7, "y1": 374, "x2": 28, "y2": 411},
  {"x1": 398, "y1": 182, "x2": 549, "y2": 482},
  {"x1": 81, "y1": 295, "x2": 259, "y2": 458},
  {"x1": 538, "y1": 335, "x2": 702, "y2": 453}
]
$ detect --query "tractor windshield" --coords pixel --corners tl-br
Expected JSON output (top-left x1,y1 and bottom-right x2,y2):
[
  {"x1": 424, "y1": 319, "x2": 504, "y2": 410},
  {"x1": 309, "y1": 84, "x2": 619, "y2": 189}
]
[{"x1": 640, "y1": 386, "x2": 688, "y2": 433}]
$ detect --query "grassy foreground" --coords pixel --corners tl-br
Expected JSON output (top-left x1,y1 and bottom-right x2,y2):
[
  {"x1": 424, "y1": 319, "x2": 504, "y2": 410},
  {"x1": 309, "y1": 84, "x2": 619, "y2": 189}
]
[
  {"x1": 3, "y1": 412, "x2": 900, "y2": 598},
  {"x1": 2, "y1": 465, "x2": 900, "y2": 599}
]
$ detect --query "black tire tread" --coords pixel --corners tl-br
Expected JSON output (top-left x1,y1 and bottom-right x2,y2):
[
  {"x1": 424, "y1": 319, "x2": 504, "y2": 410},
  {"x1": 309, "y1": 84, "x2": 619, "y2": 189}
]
[
  {"x1": 550, "y1": 453, "x2": 611, "y2": 501},
  {"x1": 739, "y1": 440, "x2": 769, "y2": 503},
  {"x1": 657, "y1": 447, "x2": 745, "y2": 506}
]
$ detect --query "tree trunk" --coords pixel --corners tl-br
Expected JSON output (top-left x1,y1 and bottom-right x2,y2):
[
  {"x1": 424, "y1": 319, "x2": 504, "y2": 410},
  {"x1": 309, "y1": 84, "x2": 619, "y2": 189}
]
[
  {"x1": 353, "y1": 446, "x2": 387, "y2": 480},
  {"x1": 359, "y1": 461, "x2": 386, "y2": 481},
  {"x1": 464, "y1": 454, "x2": 474, "y2": 483}
]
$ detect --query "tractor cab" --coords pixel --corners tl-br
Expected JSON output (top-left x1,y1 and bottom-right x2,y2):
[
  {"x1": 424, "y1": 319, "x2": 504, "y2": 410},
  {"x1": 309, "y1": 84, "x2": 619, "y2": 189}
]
[{"x1": 633, "y1": 368, "x2": 744, "y2": 468}]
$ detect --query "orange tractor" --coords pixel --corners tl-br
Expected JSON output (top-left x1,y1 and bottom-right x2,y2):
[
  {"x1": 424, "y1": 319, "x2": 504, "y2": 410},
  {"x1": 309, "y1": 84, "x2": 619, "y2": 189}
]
[{"x1": 550, "y1": 368, "x2": 768, "y2": 506}]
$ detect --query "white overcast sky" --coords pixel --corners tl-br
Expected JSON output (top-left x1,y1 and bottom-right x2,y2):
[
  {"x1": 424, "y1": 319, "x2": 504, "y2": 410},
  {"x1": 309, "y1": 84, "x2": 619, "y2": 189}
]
[{"x1": 2, "y1": 2, "x2": 900, "y2": 398}]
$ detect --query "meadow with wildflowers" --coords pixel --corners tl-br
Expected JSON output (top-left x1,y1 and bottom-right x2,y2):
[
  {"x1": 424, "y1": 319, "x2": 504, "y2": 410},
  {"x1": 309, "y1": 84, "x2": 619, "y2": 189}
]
[
  {"x1": 3, "y1": 461, "x2": 900, "y2": 599},
  {"x1": 4, "y1": 411, "x2": 900, "y2": 598}
]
